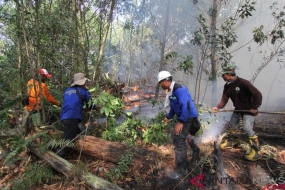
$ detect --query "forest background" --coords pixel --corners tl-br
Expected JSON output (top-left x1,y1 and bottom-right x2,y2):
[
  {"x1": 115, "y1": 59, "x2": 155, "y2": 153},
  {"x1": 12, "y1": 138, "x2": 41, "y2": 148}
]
[
  {"x1": 0, "y1": 0, "x2": 285, "y2": 114},
  {"x1": 0, "y1": 0, "x2": 285, "y2": 189}
]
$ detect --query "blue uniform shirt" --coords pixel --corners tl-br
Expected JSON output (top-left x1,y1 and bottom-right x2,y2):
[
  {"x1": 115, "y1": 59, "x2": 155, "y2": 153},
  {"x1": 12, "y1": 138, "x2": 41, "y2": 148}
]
[
  {"x1": 167, "y1": 83, "x2": 198, "y2": 123},
  {"x1": 60, "y1": 86, "x2": 96, "y2": 121}
]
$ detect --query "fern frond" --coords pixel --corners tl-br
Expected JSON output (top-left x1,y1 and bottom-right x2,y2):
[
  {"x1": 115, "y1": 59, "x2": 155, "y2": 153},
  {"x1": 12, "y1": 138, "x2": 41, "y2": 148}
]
[
  {"x1": 12, "y1": 162, "x2": 54, "y2": 190},
  {"x1": 4, "y1": 131, "x2": 48, "y2": 164},
  {"x1": 69, "y1": 161, "x2": 89, "y2": 180},
  {"x1": 46, "y1": 139, "x2": 75, "y2": 149},
  {"x1": 31, "y1": 112, "x2": 41, "y2": 126}
]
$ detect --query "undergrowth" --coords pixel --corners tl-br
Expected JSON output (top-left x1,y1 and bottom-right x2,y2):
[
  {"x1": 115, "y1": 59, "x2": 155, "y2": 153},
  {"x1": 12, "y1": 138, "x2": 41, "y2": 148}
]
[
  {"x1": 11, "y1": 162, "x2": 55, "y2": 190},
  {"x1": 102, "y1": 111, "x2": 171, "y2": 145},
  {"x1": 106, "y1": 151, "x2": 134, "y2": 182}
]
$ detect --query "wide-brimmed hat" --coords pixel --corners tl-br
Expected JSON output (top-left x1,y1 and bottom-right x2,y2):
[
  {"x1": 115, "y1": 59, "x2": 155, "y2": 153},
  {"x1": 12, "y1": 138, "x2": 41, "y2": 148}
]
[
  {"x1": 221, "y1": 66, "x2": 236, "y2": 75},
  {"x1": 36, "y1": 68, "x2": 52, "y2": 78},
  {"x1": 71, "y1": 73, "x2": 90, "y2": 86}
]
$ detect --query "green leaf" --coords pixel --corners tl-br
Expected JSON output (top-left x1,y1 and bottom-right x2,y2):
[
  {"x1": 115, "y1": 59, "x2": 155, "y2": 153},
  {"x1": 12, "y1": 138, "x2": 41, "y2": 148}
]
[{"x1": 89, "y1": 88, "x2": 96, "y2": 92}]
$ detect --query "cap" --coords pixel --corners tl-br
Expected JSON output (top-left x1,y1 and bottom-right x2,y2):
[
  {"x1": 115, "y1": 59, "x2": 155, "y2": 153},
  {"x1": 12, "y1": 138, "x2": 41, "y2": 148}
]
[
  {"x1": 71, "y1": 73, "x2": 90, "y2": 86},
  {"x1": 221, "y1": 66, "x2": 236, "y2": 75},
  {"x1": 37, "y1": 68, "x2": 52, "y2": 78}
]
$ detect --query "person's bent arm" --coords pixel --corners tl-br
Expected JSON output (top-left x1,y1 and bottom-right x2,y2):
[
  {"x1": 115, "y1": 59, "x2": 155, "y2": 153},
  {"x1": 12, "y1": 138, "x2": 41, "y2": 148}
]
[
  {"x1": 85, "y1": 90, "x2": 97, "y2": 110},
  {"x1": 42, "y1": 83, "x2": 60, "y2": 106},
  {"x1": 213, "y1": 87, "x2": 229, "y2": 113}
]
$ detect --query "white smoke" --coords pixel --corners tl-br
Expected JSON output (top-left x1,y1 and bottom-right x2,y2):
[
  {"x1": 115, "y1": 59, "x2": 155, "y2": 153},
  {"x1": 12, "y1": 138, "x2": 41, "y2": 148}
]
[{"x1": 196, "y1": 112, "x2": 232, "y2": 144}]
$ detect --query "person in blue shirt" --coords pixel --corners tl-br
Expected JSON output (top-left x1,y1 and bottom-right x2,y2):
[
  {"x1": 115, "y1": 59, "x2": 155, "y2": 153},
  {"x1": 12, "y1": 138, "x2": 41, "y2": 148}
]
[
  {"x1": 57, "y1": 73, "x2": 98, "y2": 157},
  {"x1": 158, "y1": 71, "x2": 201, "y2": 179}
]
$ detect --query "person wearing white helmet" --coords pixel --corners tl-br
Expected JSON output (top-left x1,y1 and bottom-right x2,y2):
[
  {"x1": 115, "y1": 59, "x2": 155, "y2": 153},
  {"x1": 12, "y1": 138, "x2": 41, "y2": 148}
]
[{"x1": 158, "y1": 71, "x2": 201, "y2": 179}]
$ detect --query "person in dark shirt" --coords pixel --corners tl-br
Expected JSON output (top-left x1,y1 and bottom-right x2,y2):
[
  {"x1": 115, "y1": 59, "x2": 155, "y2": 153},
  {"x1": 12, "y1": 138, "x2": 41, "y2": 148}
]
[
  {"x1": 158, "y1": 71, "x2": 201, "y2": 179},
  {"x1": 212, "y1": 66, "x2": 262, "y2": 161},
  {"x1": 56, "y1": 73, "x2": 98, "y2": 157}
]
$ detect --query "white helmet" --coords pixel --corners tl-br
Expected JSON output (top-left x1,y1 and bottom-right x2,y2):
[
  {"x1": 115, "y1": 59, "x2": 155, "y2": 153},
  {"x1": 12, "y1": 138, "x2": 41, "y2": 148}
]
[{"x1": 157, "y1": 71, "x2": 172, "y2": 82}]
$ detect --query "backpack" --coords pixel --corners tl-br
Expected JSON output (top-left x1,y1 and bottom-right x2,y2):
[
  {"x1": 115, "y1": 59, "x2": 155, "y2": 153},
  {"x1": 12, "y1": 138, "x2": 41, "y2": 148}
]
[{"x1": 21, "y1": 95, "x2": 29, "y2": 106}]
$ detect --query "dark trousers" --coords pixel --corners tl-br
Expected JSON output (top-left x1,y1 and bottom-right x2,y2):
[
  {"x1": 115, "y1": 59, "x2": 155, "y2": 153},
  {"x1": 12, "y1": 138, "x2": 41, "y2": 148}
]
[
  {"x1": 62, "y1": 118, "x2": 81, "y2": 142},
  {"x1": 173, "y1": 117, "x2": 200, "y2": 164}
]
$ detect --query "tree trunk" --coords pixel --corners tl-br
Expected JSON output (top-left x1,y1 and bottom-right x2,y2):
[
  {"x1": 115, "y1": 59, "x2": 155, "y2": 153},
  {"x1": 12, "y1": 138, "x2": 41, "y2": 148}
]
[
  {"x1": 15, "y1": 0, "x2": 24, "y2": 95},
  {"x1": 93, "y1": 0, "x2": 116, "y2": 81},
  {"x1": 74, "y1": 136, "x2": 158, "y2": 167},
  {"x1": 78, "y1": 0, "x2": 90, "y2": 76},
  {"x1": 72, "y1": 0, "x2": 80, "y2": 71},
  {"x1": 35, "y1": 0, "x2": 46, "y2": 124},
  {"x1": 30, "y1": 146, "x2": 124, "y2": 190},
  {"x1": 127, "y1": 27, "x2": 133, "y2": 86},
  {"x1": 155, "y1": 0, "x2": 171, "y2": 100},
  {"x1": 210, "y1": 0, "x2": 218, "y2": 107}
]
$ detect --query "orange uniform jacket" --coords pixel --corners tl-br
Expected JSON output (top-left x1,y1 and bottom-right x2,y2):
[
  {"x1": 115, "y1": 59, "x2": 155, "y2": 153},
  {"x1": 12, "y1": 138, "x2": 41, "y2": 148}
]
[{"x1": 25, "y1": 79, "x2": 60, "y2": 111}]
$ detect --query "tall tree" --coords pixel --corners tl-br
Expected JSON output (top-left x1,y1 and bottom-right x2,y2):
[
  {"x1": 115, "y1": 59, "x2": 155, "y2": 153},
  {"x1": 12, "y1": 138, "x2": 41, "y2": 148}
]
[
  {"x1": 93, "y1": 0, "x2": 116, "y2": 81},
  {"x1": 154, "y1": 0, "x2": 171, "y2": 100},
  {"x1": 210, "y1": 0, "x2": 218, "y2": 106},
  {"x1": 190, "y1": 0, "x2": 256, "y2": 106}
]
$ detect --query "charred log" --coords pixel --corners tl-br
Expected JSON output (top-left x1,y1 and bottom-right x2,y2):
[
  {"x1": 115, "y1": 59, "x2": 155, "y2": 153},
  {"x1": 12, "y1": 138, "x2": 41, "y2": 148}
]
[
  {"x1": 257, "y1": 133, "x2": 285, "y2": 139},
  {"x1": 29, "y1": 146, "x2": 124, "y2": 190},
  {"x1": 214, "y1": 133, "x2": 229, "y2": 189},
  {"x1": 74, "y1": 136, "x2": 158, "y2": 168}
]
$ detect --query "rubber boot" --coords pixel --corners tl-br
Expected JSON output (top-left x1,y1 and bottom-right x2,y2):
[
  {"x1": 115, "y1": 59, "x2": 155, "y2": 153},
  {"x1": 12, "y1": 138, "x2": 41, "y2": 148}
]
[
  {"x1": 188, "y1": 140, "x2": 200, "y2": 160},
  {"x1": 168, "y1": 162, "x2": 189, "y2": 179},
  {"x1": 220, "y1": 139, "x2": 235, "y2": 150},
  {"x1": 244, "y1": 135, "x2": 262, "y2": 161},
  {"x1": 54, "y1": 147, "x2": 70, "y2": 157},
  {"x1": 54, "y1": 148, "x2": 66, "y2": 157}
]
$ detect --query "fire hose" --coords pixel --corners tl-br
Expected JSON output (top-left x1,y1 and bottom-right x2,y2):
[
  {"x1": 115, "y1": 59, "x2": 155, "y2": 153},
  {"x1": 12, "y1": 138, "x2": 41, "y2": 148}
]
[{"x1": 205, "y1": 109, "x2": 285, "y2": 115}]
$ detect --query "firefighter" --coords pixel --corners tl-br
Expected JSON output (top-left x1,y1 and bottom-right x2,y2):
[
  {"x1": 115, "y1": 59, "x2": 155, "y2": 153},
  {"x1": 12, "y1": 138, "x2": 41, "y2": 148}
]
[
  {"x1": 25, "y1": 68, "x2": 61, "y2": 131},
  {"x1": 212, "y1": 66, "x2": 263, "y2": 161},
  {"x1": 56, "y1": 73, "x2": 98, "y2": 157},
  {"x1": 26, "y1": 68, "x2": 61, "y2": 112},
  {"x1": 158, "y1": 71, "x2": 201, "y2": 179}
]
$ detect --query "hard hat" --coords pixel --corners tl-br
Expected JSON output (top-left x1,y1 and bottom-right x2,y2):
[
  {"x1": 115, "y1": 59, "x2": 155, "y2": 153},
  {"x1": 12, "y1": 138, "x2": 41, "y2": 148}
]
[
  {"x1": 36, "y1": 68, "x2": 52, "y2": 78},
  {"x1": 157, "y1": 71, "x2": 172, "y2": 82}
]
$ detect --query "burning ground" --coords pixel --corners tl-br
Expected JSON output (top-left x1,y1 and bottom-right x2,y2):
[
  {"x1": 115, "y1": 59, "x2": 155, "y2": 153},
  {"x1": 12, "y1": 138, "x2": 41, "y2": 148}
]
[{"x1": 0, "y1": 87, "x2": 285, "y2": 190}]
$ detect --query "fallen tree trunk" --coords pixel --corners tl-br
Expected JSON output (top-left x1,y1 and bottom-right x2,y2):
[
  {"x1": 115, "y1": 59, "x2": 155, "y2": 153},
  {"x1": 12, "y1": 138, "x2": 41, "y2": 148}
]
[
  {"x1": 30, "y1": 146, "x2": 124, "y2": 190},
  {"x1": 0, "y1": 144, "x2": 7, "y2": 160},
  {"x1": 0, "y1": 110, "x2": 30, "y2": 137},
  {"x1": 257, "y1": 133, "x2": 285, "y2": 139},
  {"x1": 74, "y1": 136, "x2": 158, "y2": 166},
  {"x1": 224, "y1": 132, "x2": 285, "y2": 140}
]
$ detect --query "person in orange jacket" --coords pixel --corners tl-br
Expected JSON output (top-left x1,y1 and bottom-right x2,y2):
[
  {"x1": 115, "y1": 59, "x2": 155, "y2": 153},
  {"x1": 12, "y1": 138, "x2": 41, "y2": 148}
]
[{"x1": 26, "y1": 68, "x2": 61, "y2": 112}]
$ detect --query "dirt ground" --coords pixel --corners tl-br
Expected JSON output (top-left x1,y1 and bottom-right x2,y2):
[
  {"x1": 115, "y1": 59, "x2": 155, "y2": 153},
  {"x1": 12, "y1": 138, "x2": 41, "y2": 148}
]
[{"x1": 1, "y1": 113, "x2": 285, "y2": 190}]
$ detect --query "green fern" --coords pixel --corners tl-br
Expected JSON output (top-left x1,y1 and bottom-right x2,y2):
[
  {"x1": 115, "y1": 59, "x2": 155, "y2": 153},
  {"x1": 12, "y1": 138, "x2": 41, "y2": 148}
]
[
  {"x1": 31, "y1": 112, "x2": 41, "y2": 126},
  {"x1": 4, "y1": 131, "x2": 49, "y2": 164},
  {"x1": 46, "y1": 139, "x2": 75, "y2": 150},
  {"x1": 12, "y1": 162, "x2": 54, "y2": 190},
  {"x1": 69, "y1": 161, "x2": 89, "y2": 180}
]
